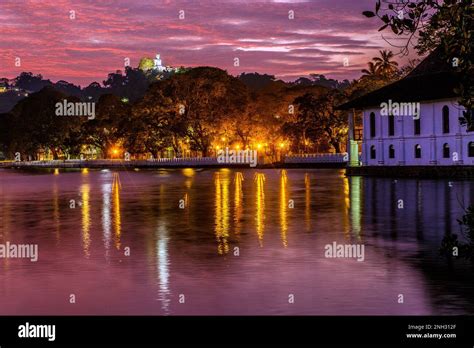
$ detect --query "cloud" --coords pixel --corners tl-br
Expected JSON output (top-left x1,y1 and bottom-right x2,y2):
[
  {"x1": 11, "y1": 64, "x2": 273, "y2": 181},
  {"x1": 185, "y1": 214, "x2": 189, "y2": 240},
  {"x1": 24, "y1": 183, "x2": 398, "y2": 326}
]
[{"x1": 0, "y1": 0, "x2": 408, "y2": 86}]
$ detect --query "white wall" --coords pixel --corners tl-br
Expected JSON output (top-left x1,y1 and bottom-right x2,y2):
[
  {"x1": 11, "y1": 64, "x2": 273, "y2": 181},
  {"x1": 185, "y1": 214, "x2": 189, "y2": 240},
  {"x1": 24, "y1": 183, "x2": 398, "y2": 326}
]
[{"x1": 362, "y1": 99, "x2": 474, "y2": 166}]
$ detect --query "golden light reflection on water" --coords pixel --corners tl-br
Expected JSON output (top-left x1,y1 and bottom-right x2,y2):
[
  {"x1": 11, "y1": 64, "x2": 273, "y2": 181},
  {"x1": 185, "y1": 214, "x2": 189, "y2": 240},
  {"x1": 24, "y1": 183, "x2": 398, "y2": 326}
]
[
  {"x1": 254, "y1": 173, "x2": 266, "y2": 246},
  {"x1": 280, "y1": 170, "x2": 288, "y2": 247},
  {"x1": 182, "y1": 168, "x2": 195, "y2": 189},
  {"x1": 234, "y1": 172, "x2": 244, "y2": 238},
  {"x1": 342, "y1": 176, "x2": 350, "y2": 237},
  {"x1": 113, "y1": 173, "x2": 122, "y2": 250},
  {"x1": 214, "y1": 172, "x2": 230, "y2": 255},
  {"x1": 81, "y1": 183, "x2": 91, "y2": 257}
]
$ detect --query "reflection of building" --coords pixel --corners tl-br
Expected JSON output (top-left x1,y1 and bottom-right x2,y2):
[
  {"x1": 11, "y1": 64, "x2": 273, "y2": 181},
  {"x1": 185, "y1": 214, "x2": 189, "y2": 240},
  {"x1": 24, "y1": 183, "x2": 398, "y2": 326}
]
[{"x1": 341, "y1": 49, "x2": 474, "y2": 166}]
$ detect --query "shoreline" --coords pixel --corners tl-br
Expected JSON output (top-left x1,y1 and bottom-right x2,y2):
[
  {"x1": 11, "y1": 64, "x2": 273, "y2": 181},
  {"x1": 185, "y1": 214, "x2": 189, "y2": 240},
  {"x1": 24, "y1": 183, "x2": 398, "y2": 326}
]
[
  {"x1": 0, "y1": 160, "x2": 346, "y2": 170},
  {"x1": 3, "y1": 161, "x2": 474, "y2": 178},
  {"x1": 346, "y1": 165, "x2": 474, "y2": 179}
]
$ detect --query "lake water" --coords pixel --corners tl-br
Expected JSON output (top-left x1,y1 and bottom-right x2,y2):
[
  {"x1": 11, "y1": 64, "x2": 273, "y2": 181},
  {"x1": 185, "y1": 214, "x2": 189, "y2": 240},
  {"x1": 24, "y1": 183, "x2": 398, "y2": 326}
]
[{"x1": 1, "y1": 168, "x2": 473, "y2": 315}]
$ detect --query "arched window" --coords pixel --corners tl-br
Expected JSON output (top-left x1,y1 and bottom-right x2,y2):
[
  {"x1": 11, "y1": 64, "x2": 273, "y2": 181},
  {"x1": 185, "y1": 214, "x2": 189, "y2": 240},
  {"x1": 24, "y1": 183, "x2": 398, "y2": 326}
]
[
  {"x1": 370, "y1": 112, "x2": 376, "y2": 138},
  {"x1": 388, "y1": 145, "x2": 395, "y2": 159},
  {"x1": 388, "y1": 115, "x2": 395, "y2": 136},
  {"x1": 442, "y1": 106, "x2": 450, "y2": 134},
  {"x1": 414, "y1": 144, "x2": 422, "y2": 159},
  {"x1": 443, "y1": 143, "x2": 450, "y2": 158},
  {"x1": 370, "y1": 145, "x2": 376, "y2": 159},
  {"x1": 414, "y1": 117, "x2": 421, "y2": 135},
  {"x1": 469, "y1": 142, "x2": 474, "y2": 157}
]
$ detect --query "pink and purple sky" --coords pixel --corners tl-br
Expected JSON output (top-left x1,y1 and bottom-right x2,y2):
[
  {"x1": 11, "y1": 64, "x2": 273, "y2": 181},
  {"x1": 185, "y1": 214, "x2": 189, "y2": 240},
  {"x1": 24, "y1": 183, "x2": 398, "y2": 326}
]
[{"x1": 0, "y1": 0, "x2": 413, "y2": 87}]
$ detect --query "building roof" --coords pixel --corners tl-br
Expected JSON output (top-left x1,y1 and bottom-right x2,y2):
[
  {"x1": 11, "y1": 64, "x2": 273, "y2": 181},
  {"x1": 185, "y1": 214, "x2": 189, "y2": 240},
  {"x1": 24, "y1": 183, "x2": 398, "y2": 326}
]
[{"x1": 338, "y1": 49, "x2": 461, "y2": 110}]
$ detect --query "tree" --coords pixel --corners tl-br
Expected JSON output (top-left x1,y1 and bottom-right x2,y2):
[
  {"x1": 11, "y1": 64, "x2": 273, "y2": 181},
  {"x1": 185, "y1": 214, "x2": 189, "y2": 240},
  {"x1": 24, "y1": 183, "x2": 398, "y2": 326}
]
[
  {"x1": 372, "y1": 50, "x2": 399, "y2": 77},
  {"x1": 238, "y1": 72, "x2": 276, "y2": 92},
  {"x1": 81, "y1": 94, "x2": 130, "y2": 158},
  {"x1": 82, "y1": 82, "x2": 107, "y2": 102},
  {"x1": 14, "y1": 72, "x2": 52, "y2": 92},
  {"x1": 2, "y1": 87, "x2": 83, "y2": 159},
  {"x1": 285, "y1": 93, "x2": 320, "y2": 152},
  {"x1": 363, "y1": 0, "x2": 473, "y2": 129},
  {"x1": 103, "y1": 67, "x2": 150, "y2": 103},
  {"x1": 292, "y1": 91, "x2": 348, "y2": 153},
  {"x1": 361, "y1": 61, "x2": 380, "y2": 77},
  {"x1": 150, "y1": 67, "x2": 249, "y2": 156},
  {"x1": 128, "y1": 85, "x2": 186, "y2": 157},
  {"x1": 138, "y1": 57, "x2": 155, "y2": 71}
]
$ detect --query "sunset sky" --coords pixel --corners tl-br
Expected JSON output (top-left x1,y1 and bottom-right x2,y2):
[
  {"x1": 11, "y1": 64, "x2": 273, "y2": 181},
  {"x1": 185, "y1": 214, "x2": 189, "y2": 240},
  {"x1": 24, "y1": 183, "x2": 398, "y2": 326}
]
[{"x1": 0, "y1": 0, "x2": 414, "y2": 86}]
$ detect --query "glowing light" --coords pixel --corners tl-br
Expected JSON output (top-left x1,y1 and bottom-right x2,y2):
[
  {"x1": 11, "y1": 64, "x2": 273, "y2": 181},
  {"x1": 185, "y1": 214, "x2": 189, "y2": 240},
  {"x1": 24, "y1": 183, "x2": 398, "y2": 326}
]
[
  {"x1": 257, "y1": 143, "x2": 263, "y2": 150},
  {"x1": 279, "y1": 143, "x2": 285, "y2": 149},
  {"x1": 82, "y1": 168, "x2": 89, "y2": 174},
  {"x1": 53, "y1": 168, "x2": 59, "y2": 175},
  {"x1": 254, "y1": 173, "x2": 266, "y2": 245},
  {"x1": 235, "y1": 145, "x2": 240, "y2": 150},
  {"x1": 81, "y1": 184, "x2": 91, "y2": 257},
  {"x1": 221, "y1": 137, "x2": 226, "y2": 142},
  {"x1": 216, "y1": 145, "x2": 220, "y2": 150},
  {"x1": 280, "y1": 170, "x2": 288, "y2": 247}
]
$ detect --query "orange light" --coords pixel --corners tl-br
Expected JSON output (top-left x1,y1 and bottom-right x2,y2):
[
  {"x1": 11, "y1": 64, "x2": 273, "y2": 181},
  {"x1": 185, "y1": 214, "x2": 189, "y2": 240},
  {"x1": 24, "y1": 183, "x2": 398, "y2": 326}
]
[
  {"x1": 221, "y1": 137, "x2": 226, "y2": 142},
  {"x1": 257, "y1": 143, "x2": 262, "y2": 150},
  {"x1": 279, "y1": 143, "x2": 285, "y2": 148},
  {"x1": 235, "y1": 145, "x2": 240, "y2": 150}
]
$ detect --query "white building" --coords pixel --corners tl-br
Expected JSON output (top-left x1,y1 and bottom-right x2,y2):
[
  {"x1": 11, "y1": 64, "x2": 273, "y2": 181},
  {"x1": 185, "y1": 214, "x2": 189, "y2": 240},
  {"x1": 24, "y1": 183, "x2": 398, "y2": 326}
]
[
  {"x1": 153, "y1": 54, "x2": 178, "y2": 73},
  {"x1": 341, "y1": 49, "x2": 474, "y2": 166}
]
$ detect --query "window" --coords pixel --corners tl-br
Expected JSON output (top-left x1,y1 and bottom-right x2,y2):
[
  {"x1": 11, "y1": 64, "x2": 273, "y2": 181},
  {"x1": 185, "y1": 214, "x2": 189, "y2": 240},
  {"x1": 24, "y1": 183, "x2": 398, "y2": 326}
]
[
  {"x1": 415, "y1": 144, "x2": 421, "y2": 159},
  {"x1": 443, "y1": 143, "x2": 450, "y2": 158},
  {"x1": 442, "y1": 105, "x2": 450, "y2": 134},
  {"x1": 370, "y1": 145, "x2": 376, "y2": 159},
  {"x1": 370, "y1": 112, "x2": 376, "y2": 138},
  {"x1": 388, "y1": 115, "x2": 395, "y2": 136},
  {"x1": 388, "y1": 145, "x2": 395, "y2": 159},
  {"x1": 469, "y1": 142, "x2": 474, "y2": 157},
  {"x1": 414, "y1": 118, "x2": 421, "y2": 135}
]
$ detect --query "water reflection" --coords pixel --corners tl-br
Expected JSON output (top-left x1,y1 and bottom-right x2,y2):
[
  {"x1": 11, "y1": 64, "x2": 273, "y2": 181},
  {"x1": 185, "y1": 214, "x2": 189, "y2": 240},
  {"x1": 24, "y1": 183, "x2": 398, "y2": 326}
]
[
  {"x1": 280, "y1": 170, "x2": 288, "y2": 247},
  {"x1": 254, "y1": 173, "x2": 266, "y2": 246},
  {"x1": 214, "y1": 172, "x2": 230, "y2": 255},
  {"x1": 156, "y1": 221, "x2": 170, "y2": 314},
  {"x1": 113, "y1": 173, "x2": 122, "y2": 250},
  {"x1": 349, "y1": 176, "x2": 362, "y2": 239},
  {"x1": 1, "y1": 169, "x2": 474, "y2": 315},
  {"x1": 81, "y1": 183, "x2": 91, "y2": 257},
  {"x1": 342, "y1": 174, "x2": 350, "y2": 237},
  {"x1": 52, "y1": 182, "x2": 60, "y2": 243},
  {"x1": 102, "y1": 179, "x2": 112, "y2": 254},
  {"x1": 305, "y1": 173, "x2": 311, "y2": 232},
  {"x1": 234, "y1": 172, "x2": 244, "y2": 238}
]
